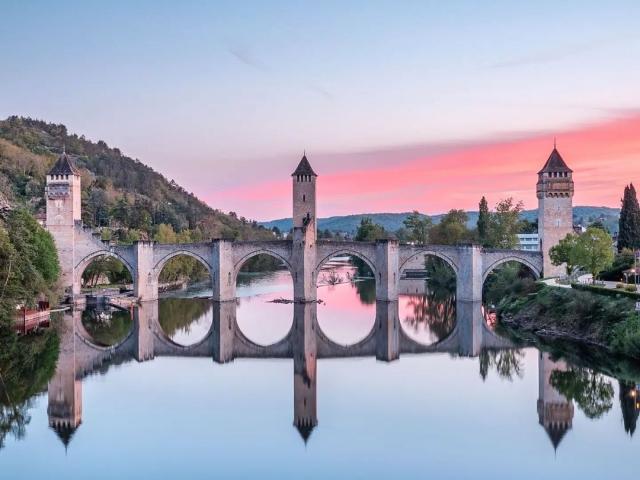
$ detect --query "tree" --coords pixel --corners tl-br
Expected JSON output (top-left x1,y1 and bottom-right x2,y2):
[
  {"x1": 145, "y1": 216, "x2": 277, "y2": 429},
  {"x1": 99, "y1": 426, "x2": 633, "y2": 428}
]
[
  {"x1": 551, "y1": 368, "x2": 614, "y2": 419},
  {"x1": 477, "y1": 196, "x2": 490, "y2": 246},
  {"x1": 549, "y1": 233, "x2": 580, "y2": 277},
  {"x1": 355, "y1": 218, "x2": 387, "y2": 242},
  {"x1": 403, "y1": 211, "x2": 432, "y2": 244},
  {"x1": 429, "y1": 210, "x2": 472, "y2": 245},
  {"x1": 486, "y1": 198, "x2": 523, "y2": 249},
  {"x1": 618, "y1": 183, "x2": 640, "y2": 252},
  {"x1": 571, "y1": 226, "x2": 615, "y2": 283}
]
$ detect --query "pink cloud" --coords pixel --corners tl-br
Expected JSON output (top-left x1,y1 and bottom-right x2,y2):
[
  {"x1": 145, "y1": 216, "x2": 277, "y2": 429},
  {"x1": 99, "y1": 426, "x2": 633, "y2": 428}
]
[{"x1": 203, "y1": 113, "x2": 640, "y2": 220}]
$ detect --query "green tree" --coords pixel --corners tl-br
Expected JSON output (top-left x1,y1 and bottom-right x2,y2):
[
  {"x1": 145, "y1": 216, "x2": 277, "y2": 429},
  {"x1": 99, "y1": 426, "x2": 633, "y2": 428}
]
[
  {"x1": 571, "y1": 227, "x2": 615, "y2": 283},
  {"x1": 403, "y1": 211, "x2": 432, "y2": 244},
  {"x1": 355, "y1": 218, "x2": 388, "y2": 242},
  {"x1": 549, "y1": 233, "x2": 580, "y2": 277},
  {"x1": 486, "y1": 198, "x2": 523, "y2": 249},
  {"x1": 618, "y1": 183, "x2": 640, "y2": 252},
  {"x1": 1, "y1": 209, "x2": 60, "y2": 309},
  {"x1": 429, "y1": 210, "x2": 472, "y2": 245},
  {"x1": 551, "y1": 368, "x2": 614, "y2": 419},
  {"x1": 477, "y1": 196, "x2": 490, "y2": 246}
]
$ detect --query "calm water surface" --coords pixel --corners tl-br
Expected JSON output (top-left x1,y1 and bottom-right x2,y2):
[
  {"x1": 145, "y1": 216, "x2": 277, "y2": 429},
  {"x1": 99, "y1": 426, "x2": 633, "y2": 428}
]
[{"x1": 2, "y1": 263, "x2": 639, "y2": 479}]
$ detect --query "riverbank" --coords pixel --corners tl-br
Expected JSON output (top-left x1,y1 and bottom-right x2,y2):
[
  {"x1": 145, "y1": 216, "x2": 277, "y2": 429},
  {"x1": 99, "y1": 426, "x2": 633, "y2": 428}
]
[{"x1": 498, "y1": 283, "x2": 640, "y2": 359}]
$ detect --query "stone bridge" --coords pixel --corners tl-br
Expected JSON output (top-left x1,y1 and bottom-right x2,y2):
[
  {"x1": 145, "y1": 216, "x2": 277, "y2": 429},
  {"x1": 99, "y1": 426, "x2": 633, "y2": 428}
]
[
  {"x1": 70, "y1": 227, "x2": 543, "y2": 304},
  {"x1": 48, "y1": 153, "x2": 544, "y2": 305}
]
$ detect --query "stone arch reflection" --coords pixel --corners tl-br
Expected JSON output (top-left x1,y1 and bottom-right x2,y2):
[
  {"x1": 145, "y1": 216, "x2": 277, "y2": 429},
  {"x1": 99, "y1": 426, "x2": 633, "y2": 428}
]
[
  {"x1": 80, "y1": 306, "x2": 134, "y2": 348},
  {"x1": 158, "y1": 297, "x2": 213, "y2": 347},
  {"x1": 316, "y1": 253, "x2": 376, "y2": 346},
  {"x1": 399, "y1": 254, "x2": 456, "y2": 346},
  {"x1": 235, "y1": 253, "x2": 294, "y2": 346}
]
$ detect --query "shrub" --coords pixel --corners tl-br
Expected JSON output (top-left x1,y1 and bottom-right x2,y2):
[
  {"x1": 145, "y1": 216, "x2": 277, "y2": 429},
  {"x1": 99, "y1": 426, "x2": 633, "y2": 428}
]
[
  {"x1": 624, "y1": 285, "x2": 638, "y2": 293},
  {"x1": 571, "y1": 282, "x2": 640, "y2": 299},
  {"x1": 616, "y1": 283, "x2": 624, "y2": 289},
  {"x1": 610, "y1": 314, "x2": 640, "y2": 358}
]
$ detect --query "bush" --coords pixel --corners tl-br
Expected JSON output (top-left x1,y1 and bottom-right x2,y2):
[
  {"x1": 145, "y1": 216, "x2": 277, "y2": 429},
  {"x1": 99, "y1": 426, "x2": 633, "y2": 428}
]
[
  {"x1": 616, "y1": 283, "x2": 624, "y2": 289},
  {"x1": 624, "y1": 285, "x2": 638, "y2": 293},
  {"x1": 610, "y1": 314, "x2": 640, "y2": 358},
  {"x1": 571, "y1": 282, "x2": 640, "y2": 299}
]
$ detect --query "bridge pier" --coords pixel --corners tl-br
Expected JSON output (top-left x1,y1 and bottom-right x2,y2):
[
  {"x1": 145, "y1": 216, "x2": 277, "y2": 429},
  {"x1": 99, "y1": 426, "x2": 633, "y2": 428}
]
[
  {"x1": 375, "y1": 239, "x2": 399, "y2": 302},
  {"x1": 211, "y1": 239, "x2": 235, "y2": 302},
  {"x1": 134, "y1": 301, "x2": 156, "y2": 362},
  {"x1": 211, "y1": 300, "x2": 236, "y2": 363},
  {"x1": 292, "y1": 227, "x2": 317, "y2": 302},
  {"x1": 456, "y1": 244, "x2": 483, "y2": 303},
  {"x1": 375, "y1": 301, "x2": 400, "y2": 362},
  {"x1": 455, "y1": 301, "x2": 484, "y2": 357},
  {"x1": 133, "y1": 241, "x2": 158, "y2": 302}
]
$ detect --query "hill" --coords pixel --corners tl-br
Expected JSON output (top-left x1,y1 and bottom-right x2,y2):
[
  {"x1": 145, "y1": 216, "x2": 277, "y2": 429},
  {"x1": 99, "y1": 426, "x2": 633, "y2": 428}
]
[
  {"x1": 260, "y1": 206, "x2": 621, "y2": 236},
  {"x1": 0, "y1": 116, "x2": 274, "y2": 241}
]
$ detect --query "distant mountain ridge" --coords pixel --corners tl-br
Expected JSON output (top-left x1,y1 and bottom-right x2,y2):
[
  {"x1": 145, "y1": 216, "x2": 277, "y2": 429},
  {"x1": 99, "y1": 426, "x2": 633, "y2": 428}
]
[{"x1": 260, "y1": 206, "x2": 620, "y2": 235}]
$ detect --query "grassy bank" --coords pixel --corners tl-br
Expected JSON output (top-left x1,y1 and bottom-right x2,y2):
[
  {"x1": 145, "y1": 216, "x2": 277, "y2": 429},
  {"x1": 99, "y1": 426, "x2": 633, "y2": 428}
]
[{"x1": 498, "y1": 284, "x2": 640, "y2": 359}]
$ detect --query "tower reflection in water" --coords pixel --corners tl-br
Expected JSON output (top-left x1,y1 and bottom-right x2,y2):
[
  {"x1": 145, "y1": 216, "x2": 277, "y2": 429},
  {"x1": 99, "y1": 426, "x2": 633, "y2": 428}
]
[{"x1": 46, "y1": 298, "x2": 635, "y2": 449}]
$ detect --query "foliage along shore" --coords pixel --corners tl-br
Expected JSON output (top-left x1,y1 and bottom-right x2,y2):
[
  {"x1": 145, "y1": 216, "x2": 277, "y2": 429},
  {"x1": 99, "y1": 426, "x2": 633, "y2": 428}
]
[{"x1": 497, "y1": 283, "x2": 640, "y2": 359}]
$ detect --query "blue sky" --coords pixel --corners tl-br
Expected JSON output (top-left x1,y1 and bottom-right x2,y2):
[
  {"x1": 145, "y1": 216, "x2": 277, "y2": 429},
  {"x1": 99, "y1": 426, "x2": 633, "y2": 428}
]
[{"x1": 2, "y1": 1, "x2": 639, "y2": 218}]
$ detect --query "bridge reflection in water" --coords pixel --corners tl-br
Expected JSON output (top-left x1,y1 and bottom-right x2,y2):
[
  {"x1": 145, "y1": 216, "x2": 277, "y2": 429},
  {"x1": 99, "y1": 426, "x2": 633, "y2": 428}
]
[{"x1": 47, "y1": 299, "x2": 567, "y2": 446}]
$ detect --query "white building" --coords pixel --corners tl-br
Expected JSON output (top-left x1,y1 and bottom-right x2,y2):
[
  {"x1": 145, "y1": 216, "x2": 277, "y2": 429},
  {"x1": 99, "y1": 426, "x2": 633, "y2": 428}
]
[{"x1": 517, "y1": 233, "x2": 540, "y2": 251}]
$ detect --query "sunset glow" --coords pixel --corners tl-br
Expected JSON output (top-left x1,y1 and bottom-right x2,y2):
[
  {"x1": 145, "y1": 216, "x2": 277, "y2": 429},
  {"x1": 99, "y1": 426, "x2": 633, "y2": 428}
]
[{"x1": 207, "y1": 113, "x2": 640, "y2": 219}]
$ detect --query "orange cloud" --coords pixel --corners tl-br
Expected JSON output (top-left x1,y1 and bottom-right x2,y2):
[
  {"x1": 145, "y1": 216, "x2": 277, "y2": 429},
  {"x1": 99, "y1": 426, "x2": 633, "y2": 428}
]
[{"x1": 204, "y1": 113, "x2": 640, "y2": 220}]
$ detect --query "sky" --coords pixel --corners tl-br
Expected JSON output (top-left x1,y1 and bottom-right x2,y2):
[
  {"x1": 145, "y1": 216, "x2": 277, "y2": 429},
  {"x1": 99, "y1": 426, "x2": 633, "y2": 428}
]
[{"x1": 2, "y1": 0, "x2": 640, "y2": 220}]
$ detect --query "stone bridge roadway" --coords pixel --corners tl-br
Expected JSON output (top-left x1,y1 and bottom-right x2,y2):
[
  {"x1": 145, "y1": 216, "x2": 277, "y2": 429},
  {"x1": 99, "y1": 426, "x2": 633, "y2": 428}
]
[{"x1": 70, "y1": 225, "x2": 543, "y2": 304}]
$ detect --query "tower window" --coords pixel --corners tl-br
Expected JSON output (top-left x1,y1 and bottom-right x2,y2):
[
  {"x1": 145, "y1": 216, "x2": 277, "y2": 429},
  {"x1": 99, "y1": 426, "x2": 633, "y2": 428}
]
[{"x1": 303, "y1": 194, "x2": 306, "y2": 202}]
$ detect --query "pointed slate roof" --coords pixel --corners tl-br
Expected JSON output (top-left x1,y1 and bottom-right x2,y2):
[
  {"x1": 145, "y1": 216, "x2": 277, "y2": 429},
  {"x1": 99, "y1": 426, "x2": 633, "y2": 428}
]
[
  {"x1": 51, "y1": 422, "x2": 80, "y2": 450},
  {"x1": 291, "y1": 154, "x2": 317, "y2": 177},
  {"x1": 48, "y1": 150, "x2": 80, "y2": 176},
  {"x1": 538, "y1": 148, "x2": 572, "y2": 174},
  {"x1": 295, "y1": 421, "x2": 316, "y2": 443},
  {"x1": 544, "y1": 423, "x2": 570, "y2": 451}
]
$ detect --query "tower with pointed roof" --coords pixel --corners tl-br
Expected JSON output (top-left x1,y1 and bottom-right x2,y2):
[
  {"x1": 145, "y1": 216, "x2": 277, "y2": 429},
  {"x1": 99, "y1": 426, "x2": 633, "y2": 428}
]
[
  {"x1": 292, "y1": 153, "x2": 317, "y2": 233},
  {"x1": 291, "y1": 153, "x2": 318, "y2": 301},
  {"x1": 292, "y1": 302, "x2": 318, "y2": 443},
  {"x1": 537, "y1": 352, "x2": 573, "y2": 451},
  {"x1": 537, "y1": 145, "x2": 574, "y2": 277},
  {"x1": 46, "y1": 148, "x2": 82, "y2": 293},
  {"x1": 48, "y1": 311, "x2": 83, "y2": 451}
]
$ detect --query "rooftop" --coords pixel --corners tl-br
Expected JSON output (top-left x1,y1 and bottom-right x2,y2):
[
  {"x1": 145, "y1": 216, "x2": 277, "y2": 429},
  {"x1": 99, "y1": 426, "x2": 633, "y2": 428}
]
[
  {"x1": 48, "y1": 150, "x2": 80, "y2": 176},
  {"x1": 538, "y1": 147, "x2": 572, "y2": 174},
  {"x1": 291, "y1": 154, "x2": 317, "y2": 177}
]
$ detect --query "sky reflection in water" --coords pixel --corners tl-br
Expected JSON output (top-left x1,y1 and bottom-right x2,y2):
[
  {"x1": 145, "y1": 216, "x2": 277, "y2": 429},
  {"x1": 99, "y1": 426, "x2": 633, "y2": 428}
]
[{"x1": 2, "y1": 265, "x2": 639, "y2": 479}]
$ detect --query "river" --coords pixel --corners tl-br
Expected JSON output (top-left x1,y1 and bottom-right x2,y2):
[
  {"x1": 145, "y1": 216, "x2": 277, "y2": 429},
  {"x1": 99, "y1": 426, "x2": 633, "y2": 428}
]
[{"x1": 1, "y1": 260, "x2": 638, "y2": 479}]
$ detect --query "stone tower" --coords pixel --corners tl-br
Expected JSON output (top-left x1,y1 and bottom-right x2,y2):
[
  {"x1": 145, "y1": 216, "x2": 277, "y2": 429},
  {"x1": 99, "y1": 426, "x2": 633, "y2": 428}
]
[
  {"x1": 48, "y1": 311, "x2": 83, "y2": 450},
  {"x1": 537, "y1": 352, "x2": 573, "y2": 451},
  {"x1": 537, "y1": 145, "x2": 574, "y2": 277},
  {"x1": 291, "y1": 154, "x2": 318, "y2": 301},
  {"x1": 46, "y1": 148, "x2": 81, "y2": 293},
  {"x1": 292, "y1": 303, "x2": 318, "y2": 442}
]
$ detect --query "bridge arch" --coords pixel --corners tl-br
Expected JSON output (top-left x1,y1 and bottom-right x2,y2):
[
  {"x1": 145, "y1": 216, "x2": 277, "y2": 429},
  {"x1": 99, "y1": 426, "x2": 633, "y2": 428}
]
[
  {"x1": 314, "y1": 248, "x2": 377, "y2": 285},
  {"x1": 74, "y1": 250, "x2": 135, "y2": 295},
  {"x1": 482, "y1": 255, "x2": 542, "y2": 284},
  {"x1": 233, "y1": 249, "x2": 294, "y2": 285},
  {"x1": 151, "y1": 249, "x2": 212, "y2": 285},
  {"x1": 398, "y1": 249, "x2": 459, "y2": 277},
  {"x1": 233, "y1": 249, "x2": 295, "y2": 347}
]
